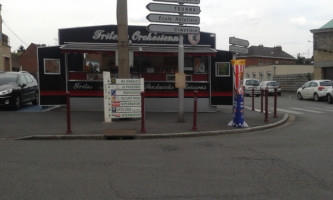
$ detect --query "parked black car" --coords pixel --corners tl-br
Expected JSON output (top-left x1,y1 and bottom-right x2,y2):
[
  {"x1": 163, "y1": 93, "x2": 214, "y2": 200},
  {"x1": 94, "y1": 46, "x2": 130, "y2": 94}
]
[{"x1": 0, "y1": 71, "x2": 39, "y2": 109}]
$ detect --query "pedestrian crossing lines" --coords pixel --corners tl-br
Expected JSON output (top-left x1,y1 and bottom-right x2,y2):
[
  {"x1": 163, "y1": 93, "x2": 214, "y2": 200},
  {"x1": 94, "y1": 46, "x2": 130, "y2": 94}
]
[{"x1": 277, "y1": 106, "x2": 333, "y2": 115}]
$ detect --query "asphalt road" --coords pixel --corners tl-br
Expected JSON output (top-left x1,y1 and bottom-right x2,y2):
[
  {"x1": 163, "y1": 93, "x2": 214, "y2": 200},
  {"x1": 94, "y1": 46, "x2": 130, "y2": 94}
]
[{"x1": 1, "y1": 94, "x2": 333, "y2": 200}]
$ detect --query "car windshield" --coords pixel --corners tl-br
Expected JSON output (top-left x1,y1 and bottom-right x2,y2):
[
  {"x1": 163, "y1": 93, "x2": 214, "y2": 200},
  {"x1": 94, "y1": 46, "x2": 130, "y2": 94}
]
[
  {"x1": 0, "y1": 74, "x2": 18, "y2": 85},
  {"x1": 267, "y1": 82, "x2": 279, "y2": 86},
  {"x1": 245, "y1": 80, "x2": 259, "y2": 86},
  {"x1": 320, "y1": 81, "x2": 333, "y2": 86}
]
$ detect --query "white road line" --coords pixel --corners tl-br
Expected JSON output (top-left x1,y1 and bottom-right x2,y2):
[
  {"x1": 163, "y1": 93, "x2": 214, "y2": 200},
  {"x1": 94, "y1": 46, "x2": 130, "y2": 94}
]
[
  {"x1": 305, "y1": 107, "x2": 333, "y2": 112},
  {"x1": 277, "y1": 108, "x2": 304, "y2": 115},
  {"x1": 290, "y1": 107, "x2": 325, "y2": 114}
]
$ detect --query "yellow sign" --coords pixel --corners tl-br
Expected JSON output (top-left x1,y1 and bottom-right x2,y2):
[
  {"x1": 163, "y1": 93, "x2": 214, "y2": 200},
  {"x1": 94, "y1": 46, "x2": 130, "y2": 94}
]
[
  {"x1": 231, "y1": 59, "x2": 246, "y2": 66},
  {"x1": 175, "y1": 73, "x2": 186, "y2": 89}
]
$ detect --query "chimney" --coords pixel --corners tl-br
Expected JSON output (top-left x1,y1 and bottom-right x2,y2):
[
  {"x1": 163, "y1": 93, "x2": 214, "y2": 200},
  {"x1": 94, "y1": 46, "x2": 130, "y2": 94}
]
[{"x1": 275, "y1": 45, "x2": 282, "y2": 52}]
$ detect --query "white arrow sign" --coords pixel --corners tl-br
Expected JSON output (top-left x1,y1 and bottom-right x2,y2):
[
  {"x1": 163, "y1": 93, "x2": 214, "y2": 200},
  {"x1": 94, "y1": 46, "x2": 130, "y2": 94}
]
[
  {"x1": 229, "y1": 45, "x2": 249, "y2": 54},
  {"x1": 147, "y1": 24, "x2": 200, "y2": 34},
  {"x1": 229, "y1": 37, "x2": 249, "y2": 47},
  {"x1": 147, "y1": 14, "x2": 200, "y2": 25},
  {"x1": 146, "y1": 3, "x2": 201, "y2": 15},
  {"x1": 153, "y1": 0, "x2": 200, "y2": 4}
]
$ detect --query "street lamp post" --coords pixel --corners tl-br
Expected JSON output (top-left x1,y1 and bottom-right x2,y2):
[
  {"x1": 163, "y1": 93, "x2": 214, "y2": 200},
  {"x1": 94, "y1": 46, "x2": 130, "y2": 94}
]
[{"x1": 117, "y1": 0, "x2": 130, "y2": 78}]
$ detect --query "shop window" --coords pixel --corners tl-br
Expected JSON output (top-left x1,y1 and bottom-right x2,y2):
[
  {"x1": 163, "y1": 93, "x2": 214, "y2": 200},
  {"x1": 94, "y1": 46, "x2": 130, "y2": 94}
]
[
  {"x1": 193, "y1": 57, "x2": 208, "y2": 73},
  {"x1": 215, "y1": 62, "x2": 230, "y2": 77},
  {"x1": 44, "y1": 59, "x2": 61, "y2": 75}
]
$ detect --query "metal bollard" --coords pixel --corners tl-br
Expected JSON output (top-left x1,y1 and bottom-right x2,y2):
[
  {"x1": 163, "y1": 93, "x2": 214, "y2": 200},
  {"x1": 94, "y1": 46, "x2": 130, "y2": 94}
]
[
  {"x1": 66, "y1": 92, "x2": 72, "y2": 134},
  {"x1": 265, "y1": 88, "x2": 269, "y2": 123},
  {"x1": 140, "y1": 91, "x2": 146, "y2": 133},
  {"x1": 260, "y1": 89, "x2": 264, "y2": 113},
  {"x1": 274, "y1": 88, "x2": 277, "y2": 118},
  {"x1": 192, "y1": 90, "x2": 198, "y2": 131},
  {"x1": 252, "y1": 88, "x2": 255, "y2": 111}
]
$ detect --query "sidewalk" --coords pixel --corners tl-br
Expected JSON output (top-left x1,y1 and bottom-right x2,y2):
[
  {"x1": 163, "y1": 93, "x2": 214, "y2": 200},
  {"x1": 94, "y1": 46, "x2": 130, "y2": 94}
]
[{"x1": 0, "y1": 105, "x2": 288, "y2": 140}]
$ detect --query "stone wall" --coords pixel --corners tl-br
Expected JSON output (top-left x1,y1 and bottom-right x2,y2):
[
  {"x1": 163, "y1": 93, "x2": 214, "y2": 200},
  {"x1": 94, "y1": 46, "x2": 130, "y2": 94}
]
[{"x1": 273, "y1": 73, "x2": 313, "y2": 92}]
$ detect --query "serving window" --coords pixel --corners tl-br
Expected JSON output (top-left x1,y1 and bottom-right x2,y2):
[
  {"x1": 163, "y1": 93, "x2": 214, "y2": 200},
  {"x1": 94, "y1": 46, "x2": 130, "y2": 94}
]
[{"x1": 44, "y1": 59, "x2": 61, "y2": 75}]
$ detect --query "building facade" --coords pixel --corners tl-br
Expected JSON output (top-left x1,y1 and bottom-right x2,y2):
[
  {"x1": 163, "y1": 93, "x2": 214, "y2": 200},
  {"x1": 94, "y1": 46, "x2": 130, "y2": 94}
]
[
  {"x1": 0, "y1": 4, "x2": 11, "y2": 71},
  {"x1": 311, "y1": 19, "x2": 333, "y2": 80}
]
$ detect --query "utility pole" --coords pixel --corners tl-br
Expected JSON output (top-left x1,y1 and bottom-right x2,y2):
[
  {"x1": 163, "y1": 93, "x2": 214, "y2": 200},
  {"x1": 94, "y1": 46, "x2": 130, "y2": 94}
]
[{"x1": 117, "y1": 0, "x2": 130, "y2": 78}]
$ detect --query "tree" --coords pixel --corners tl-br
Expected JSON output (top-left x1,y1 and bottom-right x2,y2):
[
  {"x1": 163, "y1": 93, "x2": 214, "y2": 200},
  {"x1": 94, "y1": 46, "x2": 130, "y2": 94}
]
[{"x1": 17, "y1": 45, "x2": 26, "y2": 53}]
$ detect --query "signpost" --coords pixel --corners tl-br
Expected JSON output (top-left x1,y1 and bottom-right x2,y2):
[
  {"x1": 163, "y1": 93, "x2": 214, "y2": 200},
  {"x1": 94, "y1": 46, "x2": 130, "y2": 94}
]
[
  {"x1": 229, "y1": 37, "x2": 249, "y2": 54},
  {"x1": 146, "y1": 3, "x2": 201, "y2": 14},
  {"x1": 146, "y1": 13, "x2": 200, "y2": 25},
  {"x1": 147, "y1": 24, "x2": 200, "y2": 34},
  {"x1": 229, "y1": 45, "x2": 249, "y2": 54},
  {"x1": 104, "y1": 71, "x2": 144, "y2": 122},
  {"x1": 146, "y1": 0, "x2": 200, "y2": 122},
  {"x1": 153, "y1": 0, "x2": 200, "y2": 4}
]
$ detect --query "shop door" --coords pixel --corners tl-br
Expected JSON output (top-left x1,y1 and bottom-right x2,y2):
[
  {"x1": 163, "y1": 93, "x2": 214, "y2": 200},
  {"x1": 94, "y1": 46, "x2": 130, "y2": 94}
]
[
  {"x1": 38, "y1": 46, "x2": 67, "y2": 105},
  {"x1": 210, "y1": 51, "x2": 233, "y2": 105}
]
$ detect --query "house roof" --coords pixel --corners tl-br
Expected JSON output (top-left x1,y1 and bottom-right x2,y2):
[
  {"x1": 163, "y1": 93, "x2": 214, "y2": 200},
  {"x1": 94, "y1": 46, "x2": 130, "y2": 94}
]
[
  {"x1": 237, "y1": 45, "x2": 295, "y2": 60},
  {"x1": 320, "y1": 19, "x2": 333, "y2": 29}
]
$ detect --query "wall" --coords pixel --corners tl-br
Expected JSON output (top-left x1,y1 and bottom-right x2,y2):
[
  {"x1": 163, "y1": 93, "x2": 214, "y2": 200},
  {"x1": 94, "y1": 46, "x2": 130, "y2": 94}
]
[
  {"x1": 19, "y1": 44, "x2": 38, "y2": 78},
  {"x1": 274, "y1": 73, "x2": 313, "y2": 92}
]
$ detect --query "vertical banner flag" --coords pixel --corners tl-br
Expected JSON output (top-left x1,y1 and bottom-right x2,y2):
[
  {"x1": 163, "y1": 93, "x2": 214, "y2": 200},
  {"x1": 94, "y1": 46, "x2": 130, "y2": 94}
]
[{"x1": 229, "y1": 59, "x2": 248, "y2": 128}]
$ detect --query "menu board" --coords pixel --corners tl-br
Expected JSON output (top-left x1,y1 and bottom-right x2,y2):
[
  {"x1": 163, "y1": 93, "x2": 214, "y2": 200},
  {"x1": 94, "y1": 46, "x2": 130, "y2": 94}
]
[{"x1": 103, "y1": 72, "x2": 144, "y2": 122}]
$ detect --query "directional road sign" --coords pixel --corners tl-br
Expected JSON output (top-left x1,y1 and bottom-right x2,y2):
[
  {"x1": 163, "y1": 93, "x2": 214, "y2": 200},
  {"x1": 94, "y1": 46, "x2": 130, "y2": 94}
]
[
  {"x1": 147, "y1": 24, "x2": 200, "y2": 34},
  {"x1": 229, "y1": 45, "x2": 249, "y2": 54},
  {"x1": 229, "y1": 37, "x2": 250, "y2": 47},
  {"x1": 146, "y1": 3, "x2": 201, "y2": 15},
  {"x1": 153, "y1": 0, "x2": 200, "y2": 4},
  {"x1": 146, "y1": 13, "x2": 200, "y2": 25}
]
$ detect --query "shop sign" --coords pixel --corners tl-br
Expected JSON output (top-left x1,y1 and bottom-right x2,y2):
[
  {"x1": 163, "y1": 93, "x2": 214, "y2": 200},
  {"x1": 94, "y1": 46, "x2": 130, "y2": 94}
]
[
  {"x1": 69, "y1": 81, "x2": 103, "y2": 91},
  {"x1": 229, "y1": 45, "x2": 249, "y2": 54},
  {"x1": 145, "y1": 81, "x2": 208, "y2": 91},
  {"x1": 153, "y1": 0, "x2": 200, "y2": 4},
  {"x1": 146, "y1": 3, "x2": 201, "y2": 15}
]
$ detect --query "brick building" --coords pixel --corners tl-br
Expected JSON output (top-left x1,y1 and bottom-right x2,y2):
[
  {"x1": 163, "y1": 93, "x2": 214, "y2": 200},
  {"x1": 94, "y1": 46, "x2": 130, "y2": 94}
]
[
  {"x1": 19, "y1": 43, "x2": 45, "y2": 78},
  {"x1": 310, "y1": 19, "x2": 333, "y2": 80},
  {"x1": 237, "y1": 45, "x2": 296, "y2": 66}
]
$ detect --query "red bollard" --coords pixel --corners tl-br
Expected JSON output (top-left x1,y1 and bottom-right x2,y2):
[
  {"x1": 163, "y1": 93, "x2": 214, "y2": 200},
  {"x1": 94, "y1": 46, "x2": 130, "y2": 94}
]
[
  {"x1": 192, "y1": 90, "x2": 198, "y2": 131},
  {"x1": 140, "y1": 91, "x2": 146, "y2": 133},
  {"x1": 66, "y1": 92, "x2": 72, "y2": 134},
  {"x1": 252, "y1": 88, "x2": 255, "y2": 111},
  {"x1": 274, "y1": 88, "x2": 277, "y2": 118},
  {"x1": 265, "y1": 88, "x2": 269, "y2": 123},
  {"x1": 260, "y1": 89, "x2": 264, "y2": 113}
]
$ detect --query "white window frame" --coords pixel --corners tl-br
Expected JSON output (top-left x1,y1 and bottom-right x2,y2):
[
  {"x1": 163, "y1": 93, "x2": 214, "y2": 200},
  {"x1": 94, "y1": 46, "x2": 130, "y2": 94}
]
[
  {"x1": 215, "y1": 62, "x2": 230, "y2": 77},
  {"x1": 44, "y1": 59, "x2": 61, "y2": 75}
]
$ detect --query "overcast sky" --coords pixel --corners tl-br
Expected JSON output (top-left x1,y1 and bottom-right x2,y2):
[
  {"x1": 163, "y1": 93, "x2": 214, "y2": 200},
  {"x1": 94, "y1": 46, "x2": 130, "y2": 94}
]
[{"x1": 1, "y1": 0, "x2": 332, "y2": 58}]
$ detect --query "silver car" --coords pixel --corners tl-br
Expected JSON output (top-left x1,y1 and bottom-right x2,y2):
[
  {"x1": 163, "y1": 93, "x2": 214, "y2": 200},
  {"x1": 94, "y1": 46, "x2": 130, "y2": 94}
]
[
  {"x1": 243, "y1": 79, "x2": 260, "y2": 96},
  {"x1": 259, "y1": 81, "x2": 281, "y2": 96}
]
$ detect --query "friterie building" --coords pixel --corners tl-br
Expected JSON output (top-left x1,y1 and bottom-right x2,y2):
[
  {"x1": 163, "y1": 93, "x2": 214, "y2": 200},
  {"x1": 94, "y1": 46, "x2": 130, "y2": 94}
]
[{"x1": 38, "y1": 25, "x2": 233, "y2": 112}]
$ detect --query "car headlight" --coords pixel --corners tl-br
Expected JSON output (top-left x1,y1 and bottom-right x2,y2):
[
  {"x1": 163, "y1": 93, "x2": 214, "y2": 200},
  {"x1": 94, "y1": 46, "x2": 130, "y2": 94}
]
[{"x1": 0, "y1": 89, "x2": 13, "y2": 95}]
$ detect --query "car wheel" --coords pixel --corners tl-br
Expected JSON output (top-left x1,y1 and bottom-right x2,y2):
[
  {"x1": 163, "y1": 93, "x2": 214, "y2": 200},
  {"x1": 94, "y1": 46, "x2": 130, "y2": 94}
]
[
  {"x1": 328, "y1": 94, "x2": 333, "y2": 104},
  {"x1": 297, "y1": 93, "x2": 303, "y2": 100},
  {"x1": 14, "y1": 96, "x2": 21, "y2": 110},
  {"x1": 32, "y1": 92, "x2": 39, "y2": 105},
  {"x1": 314, "y1": 93, "x2": 320, "y2": 102}
]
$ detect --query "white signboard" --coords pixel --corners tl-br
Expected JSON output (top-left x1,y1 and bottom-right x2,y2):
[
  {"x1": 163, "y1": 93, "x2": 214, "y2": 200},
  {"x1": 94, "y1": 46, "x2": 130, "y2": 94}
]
[
  {"x1": 229, "y1": 45, "x2": 249, "y2": 54},
  {"x1": 147, "y1": 24, "x2": 200, "y2": 34},
  {"x1": 153, "y1": 0, "x2": 200, "y2": 4},
  {"x1": 146, "y1": 3, "x2": 201, "y2": 15},
  {"x1": 229, "y1": 37, "x2": 250, "y2": 47},
  {"x1": 104, "y1": 75, "x2": 144, "y2": 122},
  {"x1": 147, "y1": 14, "x2": 200, "y2": 25}
]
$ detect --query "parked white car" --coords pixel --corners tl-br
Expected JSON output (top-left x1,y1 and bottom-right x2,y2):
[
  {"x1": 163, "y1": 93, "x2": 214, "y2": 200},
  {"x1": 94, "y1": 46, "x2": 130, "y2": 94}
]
[
  {"x1": 327, "y1": 88, "x2": 333, "y2": 104},
  {"x1": 243, "y1": 79, "x2": 260, "y2": 96},
  {"x1": 259, "y1": 81, "x2": 282, "y2": 95},
  {"x1": 297, "y1": 80, "x2": 333, "y2": 101}
]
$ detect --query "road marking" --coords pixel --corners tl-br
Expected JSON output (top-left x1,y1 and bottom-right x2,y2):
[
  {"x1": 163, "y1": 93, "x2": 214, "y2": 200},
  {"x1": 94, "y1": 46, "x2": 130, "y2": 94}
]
[
  {"x1": 276, "y1": 108, "x2": 304, "y2": 115},
  {"x1": 305, "y1": 107, "x2": 333, "y2": 112},
  {"x1": 290, "y1": 107, "x2": 325, "y2": 114}
]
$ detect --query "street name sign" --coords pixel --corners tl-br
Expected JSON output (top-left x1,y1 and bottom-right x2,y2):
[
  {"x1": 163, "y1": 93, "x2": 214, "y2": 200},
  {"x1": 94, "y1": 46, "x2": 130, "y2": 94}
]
[
  {"x1": 147, "y1": 24, "x2": 200, "y2": 34},
  {"x1": 153, "y1": 0, "x2": 200, "y2": 4},
  {"x1": 146, "y1": 3, "x2": 201, "y2": 15},
  {"x1": 229, "y1": 45, "x2": 249, "y2": 54},
  {"x1": 147, "y1": 13, "x2": 200, "y2": 25},
  {"x1": 229, "y1": 37, "x2": 250, "y2": 47}
]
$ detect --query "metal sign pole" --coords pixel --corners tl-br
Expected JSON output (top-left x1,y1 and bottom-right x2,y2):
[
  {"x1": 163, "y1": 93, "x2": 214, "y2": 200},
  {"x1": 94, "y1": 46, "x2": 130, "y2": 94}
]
[{"x1": 178, "y1": 34, "x2": 185, "y2": 122}]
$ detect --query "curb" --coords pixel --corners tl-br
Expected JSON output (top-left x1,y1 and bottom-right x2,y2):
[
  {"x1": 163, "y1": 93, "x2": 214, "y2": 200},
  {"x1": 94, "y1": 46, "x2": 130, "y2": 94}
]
[{"x1": 13, "y1": 113, "x2": 290, "y2": 140}]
